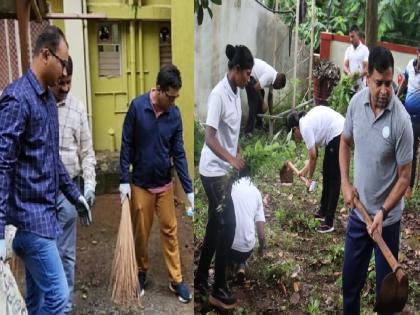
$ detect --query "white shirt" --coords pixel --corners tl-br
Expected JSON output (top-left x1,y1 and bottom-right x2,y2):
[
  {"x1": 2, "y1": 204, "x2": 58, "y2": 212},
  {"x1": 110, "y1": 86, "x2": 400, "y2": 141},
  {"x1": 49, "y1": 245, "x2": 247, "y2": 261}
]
[
  {"x1": 57, "y1": 93, "x2": 96, "y2": 189},
  {"x1": 299, "y1": 106, "x2": 345, "y2": 150},
  {"x1": 344, "y1": 43, "x2": 369, "y2": 89},
  {"x1": 251, "y1": 58, "x2": 277, "y2": 88},
  {"x1": 405, "y1": 58, "x2": 420, "y2": 95},
  {"x1": 231, "y1": 177, "x2": 265, "y2": 253},
  {"x1": 199, "y1": 75, "x2": 242, "y2": 177}
]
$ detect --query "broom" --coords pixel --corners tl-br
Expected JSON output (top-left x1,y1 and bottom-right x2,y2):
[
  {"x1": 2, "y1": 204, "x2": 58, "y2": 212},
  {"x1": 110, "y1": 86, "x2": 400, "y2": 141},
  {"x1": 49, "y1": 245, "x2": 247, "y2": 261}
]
[{"x1": 109, "y1": 198, "x2": 142, "y2": 306}]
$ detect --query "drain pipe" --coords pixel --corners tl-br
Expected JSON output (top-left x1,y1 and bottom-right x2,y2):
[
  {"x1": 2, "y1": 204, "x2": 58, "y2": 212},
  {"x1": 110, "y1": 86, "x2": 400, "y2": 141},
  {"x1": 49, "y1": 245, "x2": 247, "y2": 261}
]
[{"x1": 82, "y1": 0, "x2": 93, "y2": 131}]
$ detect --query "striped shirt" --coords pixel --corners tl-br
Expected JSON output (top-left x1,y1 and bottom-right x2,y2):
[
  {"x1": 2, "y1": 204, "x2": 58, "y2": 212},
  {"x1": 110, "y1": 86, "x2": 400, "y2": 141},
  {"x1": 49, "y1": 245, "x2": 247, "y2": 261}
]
[
  {"x1": 0, "y1": 70, "x2": 80, "y2": 239},
  {"x1": 57, "y1": 93, "x2": 96, "y2": 190}
]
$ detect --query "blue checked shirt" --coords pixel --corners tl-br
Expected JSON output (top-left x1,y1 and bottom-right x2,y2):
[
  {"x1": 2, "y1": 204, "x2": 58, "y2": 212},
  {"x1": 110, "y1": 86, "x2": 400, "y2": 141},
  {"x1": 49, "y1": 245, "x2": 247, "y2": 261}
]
[
  {"x1": 0, "y1": 70, "x2": 81, "y2": 239},
  {"x1": 120, "y1": 92, "x2": 193, "y2": 194}
]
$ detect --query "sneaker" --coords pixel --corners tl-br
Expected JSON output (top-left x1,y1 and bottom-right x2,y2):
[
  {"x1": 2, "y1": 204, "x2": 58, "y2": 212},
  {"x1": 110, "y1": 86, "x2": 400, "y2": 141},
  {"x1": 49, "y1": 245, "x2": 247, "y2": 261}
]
[
  {"x1": 138, "y1": 272, "x2": 147, "y2": 297},
  {"x1": 314, "y1": 211, "x2": 325, "y2": 221},
  {"x1": 317, "y1": 224, "x2": 334, "y2": 233},
  {"x1": 169, "y1": 281, "x2": 192, "y2": 303},
  {"x1": 209, "y1": 287, "x2": 238, "y2": 310},
  {"x1": 236, "y1": 263, "x2": 245, "y2": 284},
  {"x1": 194, "y1": 276, "x2": 211, "y2": 295}
]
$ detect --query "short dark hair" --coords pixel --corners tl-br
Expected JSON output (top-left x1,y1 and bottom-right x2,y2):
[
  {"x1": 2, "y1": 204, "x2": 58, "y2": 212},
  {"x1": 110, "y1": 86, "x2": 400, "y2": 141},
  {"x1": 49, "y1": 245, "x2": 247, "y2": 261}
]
[
  {"x1": 273, "y1": 73, "x2": 286, "y2": 89},
  {"x1": 66, "y1": 56, "x2": 73, "y2": 76},
  {"x1": 225, "y1": 44, "x2": 254, "y2": 70},
  {"x1": 349, "y1": 25, "x2": 360, "y2": 34},
  {"x1": 34, "y1": 25, "x2": 67, "y2": 55},
  {"x1": 286, "y1": 111, "x2": 306, "y2": 131},
  {"x1": 156, "y1": 64, "x2": 182, "y2": 90},
  {"x1": 368, "y1": 46, "x2": 394, "y2": 75}
]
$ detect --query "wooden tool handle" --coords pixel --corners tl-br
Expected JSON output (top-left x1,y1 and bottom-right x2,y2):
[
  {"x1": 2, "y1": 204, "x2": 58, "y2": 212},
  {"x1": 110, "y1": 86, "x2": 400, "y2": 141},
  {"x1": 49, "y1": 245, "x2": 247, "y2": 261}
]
[
  {"x1": 353, "y1": 197, "x2": 402, "y2": 274},
  {"x1": 287, "y1": 160, "x2": 309, "y2": 186}
]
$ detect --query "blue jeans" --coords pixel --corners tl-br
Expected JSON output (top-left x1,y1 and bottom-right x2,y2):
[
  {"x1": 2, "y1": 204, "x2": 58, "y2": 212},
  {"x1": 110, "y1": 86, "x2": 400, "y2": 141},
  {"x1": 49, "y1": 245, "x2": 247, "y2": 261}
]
[
  {"x1": 12, "y1": 230, "x2": 69, "y2": 315},
  {"x1": 342, "y1": 210, "x2": 400, "y2": 315},
  {"x1": 56, "y1": 193, "x2": 78, "y2": 314}
]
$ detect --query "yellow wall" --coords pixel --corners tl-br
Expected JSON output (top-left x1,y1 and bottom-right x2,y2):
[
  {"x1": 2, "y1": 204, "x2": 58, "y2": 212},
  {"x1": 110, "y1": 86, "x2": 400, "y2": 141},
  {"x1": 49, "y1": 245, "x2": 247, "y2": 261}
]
[
  {"x1": 171, "y1": 0, "x2": 194, "y2": 179},
  {"x1": 49, "y1": 0, "x2": 64, "y2": 31}
]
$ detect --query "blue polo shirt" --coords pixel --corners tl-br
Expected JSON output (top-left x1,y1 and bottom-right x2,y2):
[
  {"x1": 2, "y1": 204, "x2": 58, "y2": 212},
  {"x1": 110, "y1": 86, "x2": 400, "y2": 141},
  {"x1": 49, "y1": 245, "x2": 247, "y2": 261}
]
[
  {"x1": 0, "y1": 70, "x2": 81, "y2": 239},
  {"x1": 120, "y1": 92, "x2": 192, "y2": 194}
]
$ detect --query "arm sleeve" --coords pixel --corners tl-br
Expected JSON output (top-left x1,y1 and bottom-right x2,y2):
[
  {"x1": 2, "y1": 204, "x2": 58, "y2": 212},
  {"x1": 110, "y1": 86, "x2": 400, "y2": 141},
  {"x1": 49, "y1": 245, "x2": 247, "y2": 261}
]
[
  {"x1": 258, "y1": 71, "x2": 276, "y2": 88},
  {"x1": 0, "y1": 96, "x2": 26, "y2": 238},
  {"x1": 120, "y1": 102, "x2": 136, "y2": 183},
  {"x1": 395, "y1": 115, "x2": 414, "y2": 165},
  {"x1": 300, "y1": 124, "x2": 315, "y2": 150},
  {"x1": 172, "y1": 111, "x2": 193, "y2": 194},
  {"x1": 78, "y1": 103, "x2": 96, "y2": 190},
  {"x1": 254, "y1": 191, "x2": 265, "y2": 222},
  {"x1": 342, "y1": 100, "x2": 355, "y2": 141},
  {"x1": 205, "y1": 93, "x2": 223, "y2": 130},
  {"x1": 363, "y1": 47, "x2": 369, "y2": 62}
]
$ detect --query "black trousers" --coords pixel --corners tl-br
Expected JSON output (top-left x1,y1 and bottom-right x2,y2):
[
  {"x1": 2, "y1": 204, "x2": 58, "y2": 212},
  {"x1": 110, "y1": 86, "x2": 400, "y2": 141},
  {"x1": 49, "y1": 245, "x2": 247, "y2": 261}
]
[
  {"x1": 245, "y1": 77, "x2": 264, "y2": 133},
  {"x1": 319, "y1": 135, "x2": 341, "y2": 226},
  {"x1": 410, "y1": 115, "x2": 420, "y2": 188},
  {"x1": 228, "y1": 248, "x2": 252, "y2": 265},
  {"x1": 196, "y1": 175, "x2": 236, "y2": 290}
]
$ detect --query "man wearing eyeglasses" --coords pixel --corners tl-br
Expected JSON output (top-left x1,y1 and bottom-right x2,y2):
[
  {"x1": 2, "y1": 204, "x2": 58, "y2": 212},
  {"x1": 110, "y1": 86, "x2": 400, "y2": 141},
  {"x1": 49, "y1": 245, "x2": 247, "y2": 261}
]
[
  {"x1": 119, "y1": 64, "x2": 193, "y2": 303},
  {"x1": 51, "y1": 56, "x2": 96, "y2": 314},
  {"x1": 0, "y1": 26, "x2": 91, "y2": 314},
  {"x1": 340, "y1": 46, "x2": 413, "y2": 314}
]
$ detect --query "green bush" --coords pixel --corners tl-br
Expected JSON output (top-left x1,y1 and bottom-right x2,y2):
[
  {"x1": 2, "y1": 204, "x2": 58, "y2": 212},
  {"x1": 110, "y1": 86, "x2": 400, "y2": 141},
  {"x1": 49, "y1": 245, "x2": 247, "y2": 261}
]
[
  {"x1": 328, "y1": 75, "x2": 358, "y2": 115},
  {"x1": 194, "y1": 119, "x2": 205, "y2": 165}
]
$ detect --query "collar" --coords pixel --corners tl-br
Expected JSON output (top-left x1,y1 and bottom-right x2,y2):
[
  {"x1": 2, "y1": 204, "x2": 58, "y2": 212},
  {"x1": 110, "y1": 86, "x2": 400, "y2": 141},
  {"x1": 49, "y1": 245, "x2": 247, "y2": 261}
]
[
  {"x1": 222, "y1": 74, "x2": 239, "y2": 102},
  {"x1": 144, "y1": 91, "x2": 170, "y2": 117},
  {"x1": 362, "y1": 88, "x2": 395, "y2": 112},
  {"x1": 27, "y1": 69, "x2": 48, "y2": 98}
]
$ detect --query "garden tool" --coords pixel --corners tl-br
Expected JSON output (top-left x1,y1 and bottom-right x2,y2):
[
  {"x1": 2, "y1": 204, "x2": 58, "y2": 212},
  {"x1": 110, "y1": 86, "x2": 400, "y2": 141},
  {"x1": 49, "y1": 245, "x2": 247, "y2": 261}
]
[
  {"x1": 286, "y1": 160, "x2": 318, "y2": 193},
  {"x1": 353, "y1": 197, "x2": 408, "y2": 313}
]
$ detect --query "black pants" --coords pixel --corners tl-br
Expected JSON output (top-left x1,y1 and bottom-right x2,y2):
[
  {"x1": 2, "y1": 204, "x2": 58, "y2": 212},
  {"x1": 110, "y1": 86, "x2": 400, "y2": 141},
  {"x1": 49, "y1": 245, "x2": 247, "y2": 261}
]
[
  {"x1": 228, "y1": 248, "x2": 252, "y2": 265},
  {"x1": 245, "y1": 77, "x2": 264, "y2": 133},
  {"x1": 410, "y1": 115, "x2": 420, "y2": 188},
  {"x1": 320, "y1": 135, "x2": 341, "y2": 226},
  {"x1": 196, "y1": 175, "x2": 236, "y2": 290}
]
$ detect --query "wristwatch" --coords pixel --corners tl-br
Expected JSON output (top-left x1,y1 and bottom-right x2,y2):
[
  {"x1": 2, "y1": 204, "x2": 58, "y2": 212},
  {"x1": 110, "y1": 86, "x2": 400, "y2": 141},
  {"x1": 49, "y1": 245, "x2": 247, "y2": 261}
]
[{"x1": 379, "y1": 206, "x2": 388, "y2": 220}]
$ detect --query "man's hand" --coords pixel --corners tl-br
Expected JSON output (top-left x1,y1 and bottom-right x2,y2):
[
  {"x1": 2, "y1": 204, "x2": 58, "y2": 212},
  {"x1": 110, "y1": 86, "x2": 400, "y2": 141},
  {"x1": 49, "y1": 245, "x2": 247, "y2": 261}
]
[
  {"x1": 84, "y1": 185, "x2": 96, "y2": 207},
  {"x1": 368, "y1": 210, "x2": 384, "y2": 239},
  {"x1": 119, "y1": 183, "x2": 131, "y2": 204},
  {"x1": 0, "y1": 239, "x2": 6, "y2": 261},
  {"x1": 342, "y1": 182, "x2": 358, "y2": 209},
  {"x1": 186, "y1": 206, "x2": 194, "y2": 218},
  {"x1": 187, "y1": 192, "x2": 194, "y2": 209},
  {"x1": 229, "y1": 156, "x2": 245, "y2": 171},
  {"x1": 258, "y1": 238, "x2": 265, "y2": 257},
  {"x1": 76, "y1": 196, "x2": 92, "y2": 226}
]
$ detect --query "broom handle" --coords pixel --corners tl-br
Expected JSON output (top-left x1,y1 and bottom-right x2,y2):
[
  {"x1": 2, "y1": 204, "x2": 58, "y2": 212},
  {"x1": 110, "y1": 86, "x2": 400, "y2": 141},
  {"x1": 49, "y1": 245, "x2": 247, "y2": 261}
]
[
  {"x1": 287, "y1": 160, "x2": 310, "y2": 186},
  {"x1": 353, "y1": 197, "x2": 403, "y2": 275}
]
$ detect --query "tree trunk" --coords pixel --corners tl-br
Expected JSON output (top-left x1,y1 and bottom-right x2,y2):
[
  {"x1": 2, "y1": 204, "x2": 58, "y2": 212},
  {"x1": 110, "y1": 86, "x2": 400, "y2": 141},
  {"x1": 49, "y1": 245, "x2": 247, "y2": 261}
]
[{"x1": 365, "y1": 0, "x2": 378, "y2": 51}]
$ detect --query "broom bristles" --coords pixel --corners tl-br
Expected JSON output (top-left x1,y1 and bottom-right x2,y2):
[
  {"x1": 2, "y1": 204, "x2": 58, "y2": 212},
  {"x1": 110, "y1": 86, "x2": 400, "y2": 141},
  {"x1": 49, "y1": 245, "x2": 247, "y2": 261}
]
[{"x1": 109, "y1": 198, "x2": 142, "y2": 306}]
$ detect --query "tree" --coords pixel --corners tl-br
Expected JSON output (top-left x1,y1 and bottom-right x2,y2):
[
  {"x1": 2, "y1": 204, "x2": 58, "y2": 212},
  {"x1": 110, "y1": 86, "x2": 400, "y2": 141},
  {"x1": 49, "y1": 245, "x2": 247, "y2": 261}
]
[
  {"x1": 365, "y1": 0, "x2": 378, "y2": 51},
  {"x1": 194, "y1": 0, "x2": 222, "y2": 25}
]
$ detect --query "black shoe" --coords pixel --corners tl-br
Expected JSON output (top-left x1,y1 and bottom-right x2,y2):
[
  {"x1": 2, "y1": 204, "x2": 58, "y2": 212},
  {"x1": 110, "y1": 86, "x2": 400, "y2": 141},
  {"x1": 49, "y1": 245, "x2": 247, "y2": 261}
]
[
  {"x1": 194, "y1": 278, "x2": 211, "y2": 295},
  {"x1": 314, "y1": 210, "x2": 325, "y2": 221},
  {"x1": 209, "y1": 287, "x2": 238, "y2": 310},
  {"x1": 138, "y1": 271, "x2": 147, "y2": 297},
  {"x1": 317, "y1": 223, "x2": 334, "y2": 233}
]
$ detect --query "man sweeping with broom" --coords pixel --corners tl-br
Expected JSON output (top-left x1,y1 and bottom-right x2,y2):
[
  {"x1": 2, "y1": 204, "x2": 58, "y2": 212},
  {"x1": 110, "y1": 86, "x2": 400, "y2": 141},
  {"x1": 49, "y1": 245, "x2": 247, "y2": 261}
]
[{"x1": 119, "y1": 64, "x2": 193, "y2": 303}]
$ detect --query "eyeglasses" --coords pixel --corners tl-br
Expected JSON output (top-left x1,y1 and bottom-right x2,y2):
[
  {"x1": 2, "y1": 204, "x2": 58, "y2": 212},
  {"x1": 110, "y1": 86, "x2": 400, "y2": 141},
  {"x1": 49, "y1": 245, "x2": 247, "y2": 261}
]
[
  {"x1": 163, "y1": 90, "x2": 179, "y2": 100},
  {"x1": 48, "y1": 49, "x2": 68, "y2": 71}
]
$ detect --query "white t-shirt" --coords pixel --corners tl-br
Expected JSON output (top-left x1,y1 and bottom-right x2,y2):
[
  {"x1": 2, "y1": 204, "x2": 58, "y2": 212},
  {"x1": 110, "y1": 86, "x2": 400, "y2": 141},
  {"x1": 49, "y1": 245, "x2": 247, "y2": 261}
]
[
  {"x1": 251, "y1": 58, "x2": 277, "y2": 88},
  {"x1": 405, "y1": 58, "x2": 420, "y2": 95},
  {"x1": 231, "y1": 177, "x2": 265, "y2": 253},
  {"x1": 299, "y1": 106, "x2": 345, "y2": 150},
  {"x1": 199, "y1": 75, "x2": 242, "y2": 177},
  {"x1": 344, "y1": 43, "x2": 369, "y2": 89}
]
